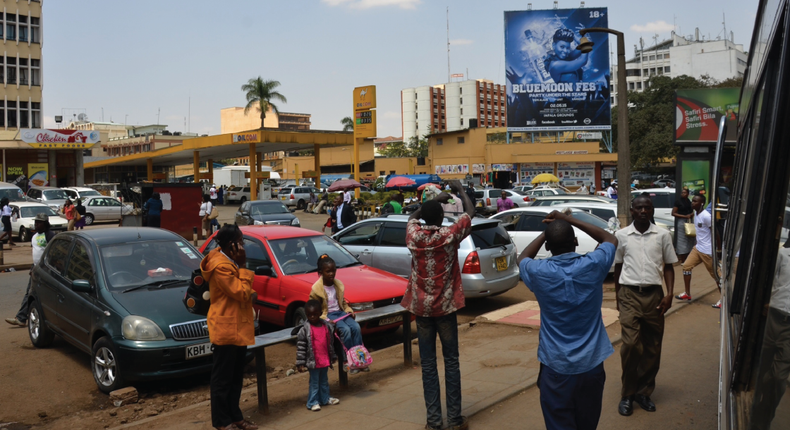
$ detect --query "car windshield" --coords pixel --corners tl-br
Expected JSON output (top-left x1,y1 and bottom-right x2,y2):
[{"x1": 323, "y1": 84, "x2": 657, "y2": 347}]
[
  {"x1": 229, "y1": 187, "x2": 241, "y2": 192},
  {"x1": 644, "y1": 192, "x2": 675, "y2": 208},
  {"x1": 20, "y1": 206, "x2": 58, "y2": 218},
  {"x1": 251, "y1": 203, "x2": 289, "y2": 215},
  {"x1": 269, "y1": 235, "x2": 358, "y2": 275},
  {"x1": 570, "y1": 210, "x2": 609, "y2": 230},
  {"x1": 43, "y1": 189, "x2": 70, "y2": 200},
  {"x1": 280, "y1": 188, "x2": 292, "y2": 195},
  {"x1": 79, "y1": 190, "x2": 101, "y2": 197},
  {"x1": 470, "y1": 223, "x2": 512, "y2": 249},
  {"x1": 0, "y1": 188, "x2": 25, "y2": 201},
  {"x1": 99, "y1": 240, "x2": 202, "y2": 290},
  {"x1": 510, "y1": 189, "x2": 527, "y2": 196}
]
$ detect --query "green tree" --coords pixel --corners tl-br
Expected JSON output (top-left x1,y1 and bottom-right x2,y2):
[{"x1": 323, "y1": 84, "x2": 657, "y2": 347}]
[
  {"x1": 241, "y1": 77, "x2": 287, "y2": 129},
  {"x1": 341, "y1": 116, "x2": 354, "y2": 132},
  {"x1": 378, "y1": 136, "x2": 428, "y2": 158}
]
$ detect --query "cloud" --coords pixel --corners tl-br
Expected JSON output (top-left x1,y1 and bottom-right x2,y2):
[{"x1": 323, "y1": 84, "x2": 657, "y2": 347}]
[
  {"x1": 322, "y1": 0, "x2": 421, "y2": 10},
  {"x1": 450, "y1": 39, "x2": 473, "y2": 45},
  {"x1": 630, "y1": 20, "x2": 675, "y2": 33}
]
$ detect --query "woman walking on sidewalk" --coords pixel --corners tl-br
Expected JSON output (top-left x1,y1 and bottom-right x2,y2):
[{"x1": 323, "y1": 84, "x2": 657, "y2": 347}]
[{"x1": 0, "y1": 197, "x2": 16, "y2": 248}]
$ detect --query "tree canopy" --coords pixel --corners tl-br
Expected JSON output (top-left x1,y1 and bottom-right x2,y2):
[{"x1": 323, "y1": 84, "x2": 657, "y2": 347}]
[
  {"x1": 341, "y1": 116, "x2": 354, "y2": 132},
  {"x1": 378, "y1": 136, "x2": 428, "y2": 158},
  {"x1": 241, "y1": 77, "x2": 287, "y2": 129},
  {"x1": 613, "y1": 74, "x2": 743, "y2": 170}
]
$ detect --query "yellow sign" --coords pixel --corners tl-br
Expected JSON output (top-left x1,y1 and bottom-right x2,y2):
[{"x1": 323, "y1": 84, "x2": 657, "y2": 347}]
[
  {"x1": 302, "y1": 170, "x2": 318, "y2": 178},
  {"x1": 353, "y1": 85, "x2": 376, "y2": 111},
  {"x1": 27, "y1": 142, "x2": 94, "y2": 149},
  {"x1": 28, "y1": 163, "x2": 49, "y2": 186},
  {"x1": 232, "y1": 131, "x2": 261, "y2": 143},
  {"x1": 354, "y1": 110, "x2": 377, "y2": 138}
]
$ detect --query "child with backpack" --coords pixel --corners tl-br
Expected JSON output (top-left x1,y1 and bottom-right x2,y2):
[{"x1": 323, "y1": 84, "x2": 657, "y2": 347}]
[
  {"x1": 295, "y1": 300, "x2": 340, "y2": 411},
  {"x1": 309, "y1": 254, "x2": 370, "y2": 374}
]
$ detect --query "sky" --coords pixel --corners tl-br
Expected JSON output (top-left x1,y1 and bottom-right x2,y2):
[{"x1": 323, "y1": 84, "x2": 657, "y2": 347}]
[{"x1": 42, "y1": 0, "x2": 758, "y2": 138}]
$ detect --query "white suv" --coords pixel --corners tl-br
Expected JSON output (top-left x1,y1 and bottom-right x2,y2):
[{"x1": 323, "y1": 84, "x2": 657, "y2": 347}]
[{"x1": 634, "y1": 188, "x2": 676, "y2": 218}]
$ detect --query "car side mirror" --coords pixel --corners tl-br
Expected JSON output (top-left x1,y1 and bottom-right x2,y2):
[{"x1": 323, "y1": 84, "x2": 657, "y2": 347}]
[
  {"x1": 72, "y1": 279, "x2": 92, "y2": 293},
  {"x1": 255, "y1": 265, "x2": 274, "y2": 277},
  {"x1": 240, "y1": 211, "x2": 249, "y2": 216}
]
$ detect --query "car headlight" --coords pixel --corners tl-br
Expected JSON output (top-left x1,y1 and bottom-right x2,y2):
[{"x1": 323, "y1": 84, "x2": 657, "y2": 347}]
[
  {"x1": 291, "y1": 218, "x2": 300, "y2": 226},
  {"x1": 254, "y1": 220, "x2": 264, "y2": 225},
  {"x1": 122, "y1": 316, "x2": 166, "y2": 341},
  {"x1": 350, "y1": 302, "x2": 374, "y2": 312}
]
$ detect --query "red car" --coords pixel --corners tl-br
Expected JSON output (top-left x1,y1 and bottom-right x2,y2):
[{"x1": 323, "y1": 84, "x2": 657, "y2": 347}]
[{"x1": 200, "y1": 226, "x2": 409, "y2": 332}]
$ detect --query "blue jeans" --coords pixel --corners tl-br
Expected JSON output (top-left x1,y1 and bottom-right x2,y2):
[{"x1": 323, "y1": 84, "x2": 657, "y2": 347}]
[
  {"x1": 416, "y1": 313, "x2": 462, "y2": 428},
  {"x1": 15, "y1": 278, "x2": 31, "y2": 323},
  {"x1": 327, "y1": 311, "x2": 363, "y2": 350},
  {"x1": 538, "y1": 362, "x2": 606, "y2": 430},
  {"x1": 307, "y1": 367, "x2": 330, "y2": 408}
]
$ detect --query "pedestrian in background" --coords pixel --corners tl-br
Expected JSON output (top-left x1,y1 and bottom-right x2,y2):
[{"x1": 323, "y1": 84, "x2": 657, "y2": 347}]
[
  {"x1": 0, "y1": 197, "x2": 16, "y2": 248},
  {"x1": 218, "y1": 186, "x2": 225, "y2": 205},
  {"x1": 62, "y1": 199, "x2": 77, "y2": 231},
  {"x1": 402, "y1": 180, "x2": 474, "y2": 430},
  {"x1": 200, "y1": 224, "x2": 259, "y2": 430},
  {"x1": 333, "y1": 194, "x2": 356, "y2": 234},
  {"x1": 74, "y1": 198, "x2": 87, "y2": 230},
  {"x1": 465, "y1": 183, "x2": 477, "y2": 207},
  {"x1": 497, "y1": 190, "x2": 514, "y2": 213},
  {"x1": 295, "y1": 299, "x2": 340, "y2": 411},
  {"x1": 209, "y1": 184, "x2": 218, "y2": 206},
  {"x1": 143, "y1": 193, "x2": 163, "y2": 228},
  {"x1": 518, "y1": 210, "x2": 617, "y2": 430},
  {"x1": 614, "y1": 194, "x2": 677, "y2": 416},
  {"x1": 671, "y1": 187, "x2": 694, "y2": 265},
  {"x1": 306, "y1": 191, "x2": 318, "y2": 213},
  {"x1": 199, "y1": 194, "x2": 215, "y2": 237},
  {"x1": 5, "y1": 213, "x2": 54, "y2": 327},
  {"x1": 680, "y1": 194, "x2": 720, "y2": 307}
]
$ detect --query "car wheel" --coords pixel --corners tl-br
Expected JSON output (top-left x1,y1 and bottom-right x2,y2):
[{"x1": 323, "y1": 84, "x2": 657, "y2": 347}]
[
  {"x1": 291, "y1": 306, "x2": 307, "y2": 328},
  {"x1": 28, "y1": 299, "x2": 55, "y2": 348},
  {"x1": 92, "y1": 336, "x2": 124, "y2": 394},
  {"x1": 296, "y1": 199, "x2": 306, "y2": 210},
  {"x1": 84, "y1": 213, "x2": 95, "y2": 226},
  {"x1": 19, "y1": 226, "x2": 29, "y2": 242},
  {"x1": 240, "y1": 197, "x2": 247, "y2": 203}
]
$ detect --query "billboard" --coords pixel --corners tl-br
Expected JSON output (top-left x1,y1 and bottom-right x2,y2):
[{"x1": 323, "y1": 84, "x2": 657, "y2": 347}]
[
  {"x1": 505, "y1": 7, "x2": 611, "y2": 131},
  {"x1": 21, "y1": 129, "x2": 100, "y2": 149},
  {"x1": 675, "y1": 88, "x2": 739, "y2": 143}
]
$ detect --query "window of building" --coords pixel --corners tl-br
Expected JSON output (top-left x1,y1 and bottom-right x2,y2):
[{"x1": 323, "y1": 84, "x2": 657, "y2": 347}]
[
  {"x1": 664, "y1": 53, "x2": 670, "y2": 58},
  {"x1": 460, "y1": 118, "x2": 464, "y2": 126},
  {"x1": 436, "y1": 138, "x2": 443, "y2": 145},
  {"x1": 626, "y1": 69, "x2": 641, "y2": 77},
  {"x1": 657, "y1": 54, "x2": 663, "y2": 59},
  {"x1": 457, "y1": 137, "x2": 465, "y2": 144},
  {"x1": 6, "y1": 64, "x2": 16, "y2": 85},
  {"x1": 637, "y1": 82, "x2": 642, "y2": 90},
  {"x1": 31, "y1": 102, "x2": 40, "y2": 128},
  {"x1": 389, "y1": 170, "x2": 396, "y2": 175},
  {"x1": 19, "y1": 109, "x2": 29, "y2": 128},
  {"x1": 31, "y1": 17, "x2": 39, "y2": 43},
  {"x1": 379, "y1": 171, "x2": 385, "y2": 175},
  {"x1": 6, "y1": 24, "x2": 15, "y2": 41},
  {"x1": 643, "y1": 68, "x2": 648, "y2": 76},
  {"x1": 664, "y1": 66, "x2": 671, "y2": 73},
  {"x1": 31, "y1": 59, "x2": 40, "y2": 86},
  {"x1": 629, "y1": 82, "x2": 635, "y2": 90},
  {"x1": 18, "y1": 25, "x2": 27, "y2": 42},
  {"x1": 7, "y1": 101, "x2": 17, "y2": 128}
]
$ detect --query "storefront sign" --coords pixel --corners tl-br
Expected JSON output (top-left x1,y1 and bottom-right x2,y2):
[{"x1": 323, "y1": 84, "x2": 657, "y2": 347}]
[
  {"x1": 519, "y1": 162, "x2": 555, "y2": 184},
  {"x1": 492, "y1": 164, "x2": 516, "y2": 172},
  {"x1": 28, "y1": 163, "x2": 49, "y2": 187},
  {"x1": 21, "y1": 129, "x2": 100, "y2": 149},
  {"x1": 505, "y1": 7, "x2": 611, "y2": 131},
  {"x1": 555, "y1": 150, "x2": 588, "y2": 155},
  {"x1": 232, "y1": 131, "x2": 261, "y2": 143},
  {"x1": 557, "y1": 162, "x2": 595, "y2": 186},
  {"x1": 472, "y1": 164, "x2": 486, "y2": 174},
  {"x1": 576, "y1": 132, "x2": 602, "y2": 139},
  {"x1": 435, "y1": 164, "x2": 469, "y2": 175}
]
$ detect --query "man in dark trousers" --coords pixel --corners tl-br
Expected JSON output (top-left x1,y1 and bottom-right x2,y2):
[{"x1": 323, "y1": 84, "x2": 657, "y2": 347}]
[
  {"x1": 402, "y1": 180, "x2": 474, "y2": 430},
  {"x1": 518, "y1": 210, "x2": 617, "y2": 429},
  {"x1": 6, "y1": 213, "x2": 55, "y2": 327},
  {"x1": 614, "y1": 194, "x2": 677, "y2": 416},
  {"x1": 331, "y1": 194, "x2": 357, "y2": 234}
]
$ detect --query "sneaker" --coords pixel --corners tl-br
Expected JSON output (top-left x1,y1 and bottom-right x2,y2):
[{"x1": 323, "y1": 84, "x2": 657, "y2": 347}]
[
  {"x1": 712, "y1": 300, "x2": 721, "y2": 309},
  {"x1": 362, "y1": 367, "x2": 370, "y2": 372},
  {"x1": 327, "y1": 397, "x2": 340, "y2": 405},
  {"x1": 675, "y1": 292, "x2": 692, "y2": 301},
  {"x1": 5, "y1": 318, "x2": 25, "y2": 327},
  {"x1": 310, "y1": 404, "x2": 321, "y2": 411},
  {"x1": 448, "y1": 416, "x2": 469, "y2": 430},
  {"x1": 349, "y1": 368, "x2": 360, "y2": 374}
]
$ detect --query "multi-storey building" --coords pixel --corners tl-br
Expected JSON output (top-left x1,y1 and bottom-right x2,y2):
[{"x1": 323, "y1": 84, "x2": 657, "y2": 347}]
[
  {"x1": 612, "y1": 31, "x2": 747, "y2": 106},
  {"x1": 1, "y1": 0, "x2": 42, "y2": 130},
  {"x1": 401, "y1": 79, "x2": 507, "y2": 142}
]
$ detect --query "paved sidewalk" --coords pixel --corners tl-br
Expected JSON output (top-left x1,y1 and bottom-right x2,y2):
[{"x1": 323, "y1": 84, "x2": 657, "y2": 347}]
[{"x1": 0, "y1": 242, "x2": 32, "y2": 271}]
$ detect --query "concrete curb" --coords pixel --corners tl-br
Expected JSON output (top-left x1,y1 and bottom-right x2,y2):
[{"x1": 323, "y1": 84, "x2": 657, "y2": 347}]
[{"x1": 0, "y1": 263, "x2": 32, "y2": 271}]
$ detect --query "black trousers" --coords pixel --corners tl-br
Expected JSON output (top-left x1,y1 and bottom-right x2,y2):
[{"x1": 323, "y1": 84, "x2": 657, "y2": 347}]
[
  {"x1": 210, "y1": 344, "x2": 247, "y2": 427},
  {"x1": 146, "y1": 215, "x2": 161, "y2": 228}
]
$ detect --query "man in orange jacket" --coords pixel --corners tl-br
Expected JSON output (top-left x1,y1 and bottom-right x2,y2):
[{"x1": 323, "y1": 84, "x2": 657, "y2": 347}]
[{"x1": 201, "y1": 224, "x2": 258, "y2": 430}]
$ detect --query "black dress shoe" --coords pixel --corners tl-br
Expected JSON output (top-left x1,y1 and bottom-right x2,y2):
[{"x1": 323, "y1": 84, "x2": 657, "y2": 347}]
[
  {"x1": 634, "y1": 394, "x2": 656, "y2": 412},
  {"x1": 618, "y1": 396, "x2": 634, "y2": 416}
]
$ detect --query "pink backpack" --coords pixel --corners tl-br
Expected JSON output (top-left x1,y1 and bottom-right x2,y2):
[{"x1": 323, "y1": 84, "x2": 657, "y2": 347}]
[{"x1": 331, "y1": 314, "x2": 372, "y2": 371}]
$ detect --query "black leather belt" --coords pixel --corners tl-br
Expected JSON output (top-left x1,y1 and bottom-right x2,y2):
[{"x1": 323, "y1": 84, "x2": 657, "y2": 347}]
[{"x1": 622, "y1": 284, "x2": 661, "y2": 293}]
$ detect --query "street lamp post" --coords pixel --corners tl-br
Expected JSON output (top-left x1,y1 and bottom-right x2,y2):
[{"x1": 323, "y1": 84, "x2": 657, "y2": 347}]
[{"x1": 578, "y1": 27, "x2": 631, "y2": 227}]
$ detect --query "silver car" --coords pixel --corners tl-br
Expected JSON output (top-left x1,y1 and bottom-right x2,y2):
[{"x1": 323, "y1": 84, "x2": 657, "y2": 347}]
[
  {"x1": 81, "y1": 196, "x2": 134, "y2": 225},
  {"x1": 473, "y1": 189, "x2": 530, "y2": 215},
  {"x1": 25, "y1": 186, "x2": 70, "y2": 210},
  {"x1": 332, "y1": 215, "x2": 520, "y2": 298},
  {"x1": 279, "y1": 186, "x2": 319, "y2": 209}
]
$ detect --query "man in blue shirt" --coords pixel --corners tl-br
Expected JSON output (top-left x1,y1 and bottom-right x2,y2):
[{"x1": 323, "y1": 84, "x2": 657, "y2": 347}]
[{"x1": 518, "y1": 210, "x2": 618, "y2": 430}]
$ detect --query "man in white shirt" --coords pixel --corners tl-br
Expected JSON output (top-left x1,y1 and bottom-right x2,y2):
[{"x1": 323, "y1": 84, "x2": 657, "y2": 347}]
[
  {"x1": 680, "y1": 194, "x2": 719, "y2": 307},
  {"x1": 607, "y1": 183, "x2": 618, "y2": 199},
  {"x1": 209, "y1": 185, "x2": 218, "y2": 205},
  {"x1": 614, "y1": 194, "x2": 677, "y2": 416},
  {"x1": 6, "y1": 214, "x2": 54, "y2": 327}
]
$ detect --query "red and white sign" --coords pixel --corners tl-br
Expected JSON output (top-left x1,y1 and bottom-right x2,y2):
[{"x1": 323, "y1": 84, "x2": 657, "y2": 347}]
[{"x1": 21, "y1": 129, "x2": 101, "y2": 149}]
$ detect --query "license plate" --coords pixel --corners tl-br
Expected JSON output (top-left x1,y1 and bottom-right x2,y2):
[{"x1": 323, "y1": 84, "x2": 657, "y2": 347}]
[
  {"x1": 185, "y1": 342, "x2": 212, "y2": 359},
  {"x1": 378, "y1": 315, "x2": 403, "y2": 326},
  {"x1": 280, "y1": 196, "x2": 287, "y2": 200},
  {"x1": 495, "y1": 256, "x2": 508, "y2": 271},
  {"x1": 476, "y1": 201, "x2": 483, "y2": 208}
]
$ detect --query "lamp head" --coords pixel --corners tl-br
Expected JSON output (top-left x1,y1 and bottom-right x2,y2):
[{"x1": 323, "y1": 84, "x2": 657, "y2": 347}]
[{"x1": 577, "y1": 35, "x2": 594, "y2": 53}]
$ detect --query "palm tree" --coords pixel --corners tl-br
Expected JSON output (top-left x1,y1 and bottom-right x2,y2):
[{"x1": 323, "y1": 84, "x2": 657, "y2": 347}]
[
  {"x1": 341, "y1": 116, "x2": 354, "y2": 132},
  {"x1": 241, "y1": 77, "x2": 287, "y2": 129}
]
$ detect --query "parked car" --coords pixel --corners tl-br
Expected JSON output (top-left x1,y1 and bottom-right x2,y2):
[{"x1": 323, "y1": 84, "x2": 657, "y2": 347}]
[
  {"x1": 651, "y1": 179, "x2": 676, "y2": 188},
  {"x1": 0, "y1": 181, "x2": 26, "y2": 202},
  {"x1": 332, "y1": 215, "x2": 520, "y2": 298},
  {"x1": 523, "y1": 186, "x2": 568, "y2": 200},
  {"x1": 235, "y1": 200, "x2": 300, "y2": 227},
  {"x1": 552, "y1": 202, "x2": 619, "y2": 225},
  {"x1": 278, "y1": 186, "x2": 320, "y2": 209},
  {"x1": 226, "y1": 186, "x2": 251, "y2": 203},
  {"x1": 9, "y1": 202, "x2": 68, "y2": 241},
  {"x1": 81, "y1": 196, "x2": 134, "y2": 225},
  {"x1": 530, "y1": 195, "x2": 615, "y2": 207},
  {"x1": 62, "y1": 187, "x2": 103, "y2": 201},
  {"x1": 513, "y1": 185, "x2": 534, "y2": 193},
  {"x1": 200, "y1": 226, "x2": 410, "y2": 330},
  {"x1": 473, "y1": 189, "x2": 531, "y2": 214},
  {"x1": 26, "y1": 228, "x2": 221, "y2": 393},
  {"x1": 489, "y1": 207, "x2": 615, "y2": 272},
  {"x1": 633, "y1": 188, "x2": 676, "y2": 218},
  {"x1": 25, "y1": 186, "x2": 71, "y2": 210}
]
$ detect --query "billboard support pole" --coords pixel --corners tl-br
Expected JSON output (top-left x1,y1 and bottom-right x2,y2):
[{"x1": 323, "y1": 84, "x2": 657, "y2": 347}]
[{"x1": 580, "y1": 27, "x2": 630, "y2": 226}]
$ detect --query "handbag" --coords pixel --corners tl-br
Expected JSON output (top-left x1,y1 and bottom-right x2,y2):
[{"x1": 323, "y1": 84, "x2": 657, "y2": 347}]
[
  {"x1": 684, "y1": 218, "x2": 696, "y2": 237},
  {"x1": 206, "y1": 204, "x2": 219, "y2": 220},
  {"x1": 74, "y1": 209, "x2": 82, "y2": 222},
  {"x1": 332, "y1": 314, "x2": 372, "y2": 371}
]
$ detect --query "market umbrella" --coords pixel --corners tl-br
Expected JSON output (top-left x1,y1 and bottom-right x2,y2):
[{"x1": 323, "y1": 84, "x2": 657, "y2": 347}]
[
  {"x1": 531, "y1": 173, "x2": 560, "y2": 184},
  {"x1": 417, "y1": 182, "x2": 439, "y2": 191},
  {"x1": 386, "y1": 176, "x2": 416, "y2": 188},
  {"x1": 327, "y1": 179, "x2": 362, "y2": 192}
]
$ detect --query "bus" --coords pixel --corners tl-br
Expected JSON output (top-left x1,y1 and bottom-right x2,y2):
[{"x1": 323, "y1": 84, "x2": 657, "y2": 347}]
[{"x1": 716, "y1": 0, "x2": 790, "y2": 428}]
